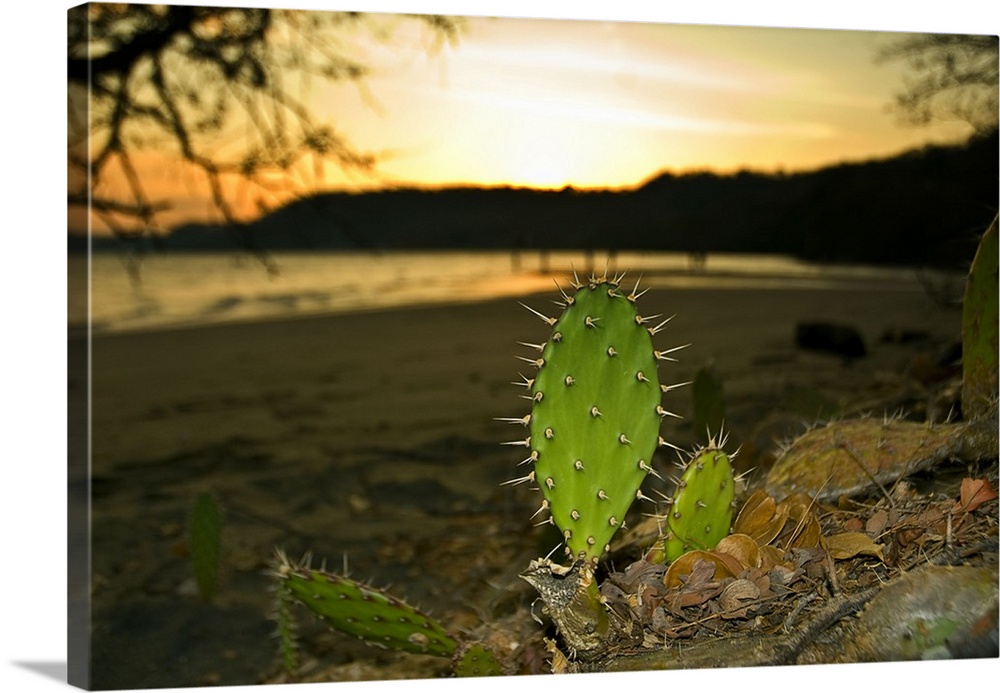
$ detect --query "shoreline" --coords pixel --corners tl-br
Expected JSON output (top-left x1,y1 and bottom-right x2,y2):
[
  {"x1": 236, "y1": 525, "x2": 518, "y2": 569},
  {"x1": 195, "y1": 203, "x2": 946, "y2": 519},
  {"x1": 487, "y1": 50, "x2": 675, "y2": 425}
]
[
  {"x1": 73, "y1": 262, "x2": 961, "y2": 341},
  {"x1": 85, "y1": 283, "x2": 962, "y2": 469}
]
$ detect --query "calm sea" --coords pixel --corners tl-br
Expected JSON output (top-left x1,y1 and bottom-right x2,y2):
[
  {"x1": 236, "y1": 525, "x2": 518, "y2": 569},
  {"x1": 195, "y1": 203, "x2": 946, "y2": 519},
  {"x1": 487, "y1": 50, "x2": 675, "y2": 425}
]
[{"x1": 68, "y1": 249, "x2": 954, "y2": 335}]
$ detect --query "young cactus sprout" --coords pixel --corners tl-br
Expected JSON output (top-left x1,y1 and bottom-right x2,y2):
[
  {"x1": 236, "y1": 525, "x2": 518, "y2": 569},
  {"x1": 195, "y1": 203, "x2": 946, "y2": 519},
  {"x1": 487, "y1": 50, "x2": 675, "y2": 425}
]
[
  {"x1": 508, "y1": 271, "x2": 685, "y2": 565},
  {"x1": 661, "y1": 437, "x2": 736, "y2": 563}
]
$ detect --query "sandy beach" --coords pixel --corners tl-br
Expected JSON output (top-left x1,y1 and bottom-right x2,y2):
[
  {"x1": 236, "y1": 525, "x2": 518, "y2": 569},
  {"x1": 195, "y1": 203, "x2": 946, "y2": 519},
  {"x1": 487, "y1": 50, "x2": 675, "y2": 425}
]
[{"x1": 75, "y1": 277, "x2": 965, "y2": 688}]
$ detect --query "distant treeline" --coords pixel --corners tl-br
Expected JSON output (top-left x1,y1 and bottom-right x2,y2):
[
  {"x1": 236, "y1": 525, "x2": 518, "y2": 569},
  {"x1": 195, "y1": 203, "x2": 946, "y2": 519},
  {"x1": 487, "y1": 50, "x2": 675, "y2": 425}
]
[{"x1": 77, "y1": 130, "x2": 998, "y2": 269}]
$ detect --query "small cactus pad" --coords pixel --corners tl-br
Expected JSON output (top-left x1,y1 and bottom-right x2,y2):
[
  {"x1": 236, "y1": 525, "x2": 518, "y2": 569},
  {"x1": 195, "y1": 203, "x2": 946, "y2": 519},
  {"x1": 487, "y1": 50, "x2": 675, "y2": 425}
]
[
  {"x1": 663, "y1": 444, "x2": 735, "y2": 563},
  {"x1": 513, "y1": 272, "x2": 677, "y2": 564},
  {"x1": 452, "y1": 642, "x2": 506, "y2": 677},
  {"x1": 273, "y1": 553, "x2": 458, "y2": 658}
]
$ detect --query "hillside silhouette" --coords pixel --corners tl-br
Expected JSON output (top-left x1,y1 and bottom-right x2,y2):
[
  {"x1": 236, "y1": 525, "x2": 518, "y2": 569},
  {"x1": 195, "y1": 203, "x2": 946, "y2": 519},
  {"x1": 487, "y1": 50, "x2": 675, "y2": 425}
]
[{"x1": 80, "y1": 130, "x2": 997, "y2": 269}]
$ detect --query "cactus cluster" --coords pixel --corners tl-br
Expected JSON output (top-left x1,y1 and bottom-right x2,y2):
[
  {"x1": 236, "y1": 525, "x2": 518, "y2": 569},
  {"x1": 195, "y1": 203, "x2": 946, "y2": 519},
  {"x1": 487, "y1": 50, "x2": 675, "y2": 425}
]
[
  {"x1": 503, "y1": 270, "x2": 686, "y2": 565},
  {"x1": 266, "y1": 224, "x2": 998, "y2": 675},
  {"x1": 272, "y1": 267, "x2": 745, "y2": 670}
]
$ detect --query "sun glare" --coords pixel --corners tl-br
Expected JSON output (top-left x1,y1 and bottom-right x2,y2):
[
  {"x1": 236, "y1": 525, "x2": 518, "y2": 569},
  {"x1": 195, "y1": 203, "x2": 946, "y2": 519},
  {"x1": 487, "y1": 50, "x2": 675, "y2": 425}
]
[
  {"x1": 73, "y1": 11, "x2": 987, "y2": 232},
  {"x1": 504, "y1": 126, "x2": 582, "y2": 189}
]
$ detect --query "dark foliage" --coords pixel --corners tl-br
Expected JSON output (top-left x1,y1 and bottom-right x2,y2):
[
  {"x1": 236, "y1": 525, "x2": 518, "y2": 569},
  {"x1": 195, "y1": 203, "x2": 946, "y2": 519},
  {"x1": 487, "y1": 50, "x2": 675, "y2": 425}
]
[{"x1": 86, "y1": 130, "x2": 996, "y2": 269}]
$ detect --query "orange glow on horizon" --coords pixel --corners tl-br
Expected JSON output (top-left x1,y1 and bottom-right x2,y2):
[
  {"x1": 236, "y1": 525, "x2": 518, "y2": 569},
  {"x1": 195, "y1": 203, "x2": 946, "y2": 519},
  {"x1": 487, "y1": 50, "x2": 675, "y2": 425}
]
[{"x1": 72, "y1": 12, "x2": 983, "y2": 234}]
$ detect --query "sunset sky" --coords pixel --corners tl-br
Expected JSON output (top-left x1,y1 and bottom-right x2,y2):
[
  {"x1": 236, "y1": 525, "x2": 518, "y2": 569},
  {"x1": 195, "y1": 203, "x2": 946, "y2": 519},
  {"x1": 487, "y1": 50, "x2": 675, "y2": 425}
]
[{"x1": 68, "y1": 1, "x2": 995, "y2": 231}]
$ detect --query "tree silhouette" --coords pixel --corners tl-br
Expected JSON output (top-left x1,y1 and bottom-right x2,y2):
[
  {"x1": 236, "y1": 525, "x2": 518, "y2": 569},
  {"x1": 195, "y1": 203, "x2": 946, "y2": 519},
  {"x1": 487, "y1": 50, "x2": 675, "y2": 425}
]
[
  {"x1": 67, "y1": 4, "x2": 463, "y2": 247},
  {"x1": 879, "y1": 33, "x2": 998, "y2": 134}
]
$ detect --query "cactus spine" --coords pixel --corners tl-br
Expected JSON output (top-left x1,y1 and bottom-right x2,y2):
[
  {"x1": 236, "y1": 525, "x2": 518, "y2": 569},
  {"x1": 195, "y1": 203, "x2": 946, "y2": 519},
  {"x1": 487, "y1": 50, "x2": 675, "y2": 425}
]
[{"x1": 508, "y1": 271, "x2": 682, "y2": 565}]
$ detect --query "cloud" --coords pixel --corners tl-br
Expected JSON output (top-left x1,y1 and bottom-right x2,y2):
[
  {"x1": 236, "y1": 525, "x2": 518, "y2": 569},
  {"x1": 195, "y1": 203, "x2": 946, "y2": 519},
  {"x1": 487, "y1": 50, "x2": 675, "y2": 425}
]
[{"x1": 445, "y1": 85, "x2": 836, "y2": 138}]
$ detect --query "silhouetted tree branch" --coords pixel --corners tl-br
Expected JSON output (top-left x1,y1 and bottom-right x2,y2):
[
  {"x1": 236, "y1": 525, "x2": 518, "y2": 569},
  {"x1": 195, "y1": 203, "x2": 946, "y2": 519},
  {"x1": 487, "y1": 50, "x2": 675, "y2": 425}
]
[
  {"x1": 879, "y1": 33, "x2": 998, "y2": 134},
  {"x1": 67, "y1": 4, "x2": 463, "y2": 249}
]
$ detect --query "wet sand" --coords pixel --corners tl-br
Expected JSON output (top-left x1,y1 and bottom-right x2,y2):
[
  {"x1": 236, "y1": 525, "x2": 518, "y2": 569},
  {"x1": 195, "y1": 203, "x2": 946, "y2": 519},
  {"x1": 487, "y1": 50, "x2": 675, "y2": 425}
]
[{"x1": 77, "y1": 279, "x2": 963, "y2": 688}]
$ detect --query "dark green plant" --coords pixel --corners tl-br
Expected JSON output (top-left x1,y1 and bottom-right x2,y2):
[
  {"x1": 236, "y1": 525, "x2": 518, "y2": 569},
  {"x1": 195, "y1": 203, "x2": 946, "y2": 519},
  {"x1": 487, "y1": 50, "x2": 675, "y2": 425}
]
[
  {"x1": 692, "y1": 364, "x2": 725, "y2": 438},
  {"x1": 190, "y1": 492, "x2": 223, "y2": 601},
  {"x1": 270, "y1": 551, "x2": 505, "y2": 677},
  {"x1": 961, "y1": 215, "x2": 998, "y2": 420}
]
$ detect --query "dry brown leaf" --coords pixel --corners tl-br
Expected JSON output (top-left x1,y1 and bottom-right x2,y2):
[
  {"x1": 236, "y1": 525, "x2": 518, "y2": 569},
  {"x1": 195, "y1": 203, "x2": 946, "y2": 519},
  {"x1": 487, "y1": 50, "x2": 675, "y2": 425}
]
[
  {"x1": 823, "y1": 531, "x2": 885, "y2": 562},
  {"x1": 663, "y1": 551, "x2": 735, "y2": 589},
  {"x1": 844, "y1": 517, "x2": 864, "y2": 532},
  {"x1": 714, "y1": 533, "x2": 763, "y2": 570},
  {"x1": 776, "y1": 493, "x2": 824, "y2": 549},
  {"x1": 733, "y1": 490, "x2": 789, "y2": 545},
  {"x1": 758, "y1": 545, "x2": 788, "y2": 572},
  {"x1": 952, "y1": 478, "x2": 998, "y2": 515},
  {"x1": 718, "y1": 579, "x2": 761, "y2": 619},
  {"x1": 865, "y1": 508, "x2": 890, "y2": 537},
  {"x1": 905, "y1": 505, "x2": 948, "y2": 539}
]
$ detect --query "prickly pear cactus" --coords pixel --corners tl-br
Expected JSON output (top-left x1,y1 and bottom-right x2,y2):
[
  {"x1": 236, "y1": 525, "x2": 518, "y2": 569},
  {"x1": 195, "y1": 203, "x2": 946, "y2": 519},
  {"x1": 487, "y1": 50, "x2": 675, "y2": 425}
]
[
  {"x1": 961, "y1": 215, "x2": 998, "y2": 421},
  {"x1": 272, "y1": 552, "x2": 458, "y2": 658},
  {"x1": 662, "y1": 441, "x2": 735, "y2": 563},
  {"x1": 452, "y1": 642, "x2": 506, "y2": 677},
  {"x1": 506, "y1": 271, "x2": 682, "y2": 565}
]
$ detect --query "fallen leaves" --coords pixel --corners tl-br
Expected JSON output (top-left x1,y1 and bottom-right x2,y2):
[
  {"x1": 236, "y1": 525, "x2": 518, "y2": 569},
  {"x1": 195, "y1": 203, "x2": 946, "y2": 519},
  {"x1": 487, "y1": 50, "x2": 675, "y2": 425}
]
[
  {"x1": 823, "y1": 532, "x2": 885, "y2": 562},
  {"x1": 600, "y1": 472, "x2": 997, "y2": 650},
  {"x1": 952, "y1": 478, "x2": 998, "y2": 515}
]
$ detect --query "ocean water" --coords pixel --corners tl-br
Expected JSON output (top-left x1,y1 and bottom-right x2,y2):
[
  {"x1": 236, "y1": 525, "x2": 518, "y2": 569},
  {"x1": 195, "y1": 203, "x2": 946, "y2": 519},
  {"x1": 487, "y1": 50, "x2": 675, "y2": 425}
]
[{"x1": 68, "y1": 249, "x2": 954, "y2": 335}]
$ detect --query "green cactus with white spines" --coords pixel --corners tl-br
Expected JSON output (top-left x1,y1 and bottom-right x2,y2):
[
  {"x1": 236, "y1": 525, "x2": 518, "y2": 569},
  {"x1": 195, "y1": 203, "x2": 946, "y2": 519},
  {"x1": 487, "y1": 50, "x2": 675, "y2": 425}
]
[
  {"x1": 661, "y1": 439, "x2": 736, "y2": 563},
  {"x1": 505, "y1": 271, "x2": 684, "y2": 565},
  {"x1": 506, "y1": 270, "x2": 697, "y2": 659},
  {"x1": 272, "y1": 551, "x2": 508, "y2": 677},
  {"x1": 272, "y1": 551, "x2": 459, "y2": 658}
]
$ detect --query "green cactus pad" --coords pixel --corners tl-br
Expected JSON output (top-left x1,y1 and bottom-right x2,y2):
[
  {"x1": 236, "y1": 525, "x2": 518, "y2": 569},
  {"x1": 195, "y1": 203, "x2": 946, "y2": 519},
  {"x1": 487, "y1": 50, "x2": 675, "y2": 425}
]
[
  {"x1": 274, "y1": 554, "x2": 458, "y2": 658},
  {"x1": 961, "y1": 215, "x2": 998, "y2": 421},
  {"x1": 273, "y1": 575, "x2": 300, "y2": 674},
  {"x1": 521, "y1": 273, "x2": 668, "y2": 564},
  {"x1": 663, "y1": 444, "x2": 735, "y2": 563},
  {"x1": 453, "y1": 642, "x2": 506, "y2": 677}
]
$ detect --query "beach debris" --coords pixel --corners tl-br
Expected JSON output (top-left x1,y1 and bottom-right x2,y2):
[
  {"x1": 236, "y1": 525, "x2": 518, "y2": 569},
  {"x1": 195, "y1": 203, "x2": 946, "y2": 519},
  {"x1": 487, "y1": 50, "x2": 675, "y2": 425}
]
[
  {"x1": 960, "y1": 214, "x2": 998, "y2": 421},
  {"x1": 794, "y1": 321, "x2": 866, "y2": 360}
]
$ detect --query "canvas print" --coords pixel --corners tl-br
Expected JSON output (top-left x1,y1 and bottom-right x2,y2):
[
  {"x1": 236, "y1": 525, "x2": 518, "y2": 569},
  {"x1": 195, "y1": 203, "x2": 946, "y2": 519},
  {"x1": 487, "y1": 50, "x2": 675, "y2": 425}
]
[{"x1": 67, "y1": 2, "x2": 998, "y2": 690}]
